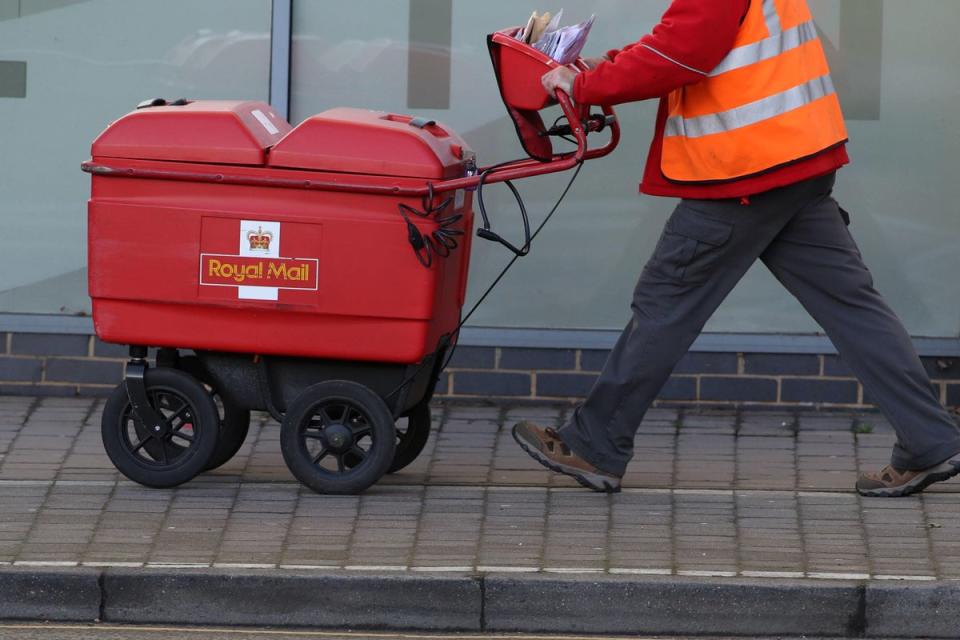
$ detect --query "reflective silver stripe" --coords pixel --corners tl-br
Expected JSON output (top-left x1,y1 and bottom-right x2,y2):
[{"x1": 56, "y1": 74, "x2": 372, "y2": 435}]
[
  {"x1": 763, "y1": 0, "x2": 782, "y2": 35},
  {"x1": 664, "y1": 74, "x2": 836, "y2": 139},
  {"x1": 639, "y1": 44, "x2": 709, "y2": 76},
  {"x1": 710, "y1": 20, "x2": 818, "y2": 76}
]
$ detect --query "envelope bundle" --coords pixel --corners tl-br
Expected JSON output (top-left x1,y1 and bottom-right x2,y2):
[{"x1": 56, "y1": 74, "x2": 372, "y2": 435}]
[{"x1": 514, "y1": 9, "x2": 596, "y2": 66}]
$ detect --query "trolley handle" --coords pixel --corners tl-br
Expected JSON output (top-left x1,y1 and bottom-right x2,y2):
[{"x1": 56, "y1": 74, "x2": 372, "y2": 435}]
[
  {"x1": 471, "y1": 90, "x2": 591, "y2": 258},
  {"x1": 429, "y1": 93, "x2": 619, "y2": 195},
  {"x1": 556, "y1": 90, "x2": 589, "y2": 160}
]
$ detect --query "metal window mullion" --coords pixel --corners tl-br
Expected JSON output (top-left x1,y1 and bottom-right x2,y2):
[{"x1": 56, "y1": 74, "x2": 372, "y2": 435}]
[{"x1": 269, "y1": 0, "x2": 292, "y2": 120}]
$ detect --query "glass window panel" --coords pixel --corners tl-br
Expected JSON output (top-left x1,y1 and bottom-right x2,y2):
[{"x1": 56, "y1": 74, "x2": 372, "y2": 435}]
[{"x1": 0, "y1": 0, "x2": 271, "y2": 315}]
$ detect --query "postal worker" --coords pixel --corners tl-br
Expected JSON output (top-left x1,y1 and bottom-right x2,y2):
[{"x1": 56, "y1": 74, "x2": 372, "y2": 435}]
[{"x1": 512, "y1": 0, "x2": 960, "y2": 497}]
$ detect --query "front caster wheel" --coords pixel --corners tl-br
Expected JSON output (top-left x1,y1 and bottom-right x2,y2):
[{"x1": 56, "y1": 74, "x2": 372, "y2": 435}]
[
  {"x1": 101, "y1": 367, "x2": 219, "y2": 488},
  {"x1": 280, "y1": 381, "x2": 396, "y2": 495},
  {"x1": 387, "y1": 402, "x2": 432, "y2": 474}
]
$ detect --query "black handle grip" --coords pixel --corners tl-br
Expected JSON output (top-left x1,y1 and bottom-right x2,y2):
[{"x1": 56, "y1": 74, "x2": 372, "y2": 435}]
[{"x1": 542, "y1": 113, "x2": 617, "y2": 137}]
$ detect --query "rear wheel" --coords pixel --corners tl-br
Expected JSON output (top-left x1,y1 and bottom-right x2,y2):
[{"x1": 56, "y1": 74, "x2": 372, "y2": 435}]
[
  {"x1": 343, "y1": 402, "x2": 432, "y2": 473},
  {"x1": 101, "y1": 367, "x2": 219, "y2": 488},
  {"x1": 280, "y1": 381, "x2": 395, "y2": 495},
  {"x1": 178, "y1": 355, "x2": 251, "y2": 471}
]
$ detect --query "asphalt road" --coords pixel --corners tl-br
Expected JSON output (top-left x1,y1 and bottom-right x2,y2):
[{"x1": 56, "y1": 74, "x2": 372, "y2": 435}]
[{"x1": 0, "y1": 625, "x2": 908, "y2": 640}]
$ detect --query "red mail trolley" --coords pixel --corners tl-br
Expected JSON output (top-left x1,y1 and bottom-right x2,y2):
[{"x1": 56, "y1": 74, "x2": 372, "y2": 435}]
[{"x1": 82, "y1": 29, "x2": 620, "y2": 494}]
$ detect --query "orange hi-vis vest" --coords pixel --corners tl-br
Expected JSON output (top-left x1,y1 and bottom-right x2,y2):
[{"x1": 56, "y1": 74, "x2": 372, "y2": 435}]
[{"x1": 661, "y1": 0, "x2": 848, "y2": 183}]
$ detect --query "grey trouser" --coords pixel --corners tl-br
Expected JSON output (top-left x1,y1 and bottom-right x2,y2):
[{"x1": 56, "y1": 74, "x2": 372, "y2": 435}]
[{"x1": 558, "y1": 172, "x2": 960, "y2": 476}]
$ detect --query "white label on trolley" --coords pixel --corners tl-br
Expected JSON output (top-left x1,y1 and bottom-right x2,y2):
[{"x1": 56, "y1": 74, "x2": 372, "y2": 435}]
[
  {"x1": 455, "y1": 190, "x2": 465, "y2": 210},
  {"x1": 252, "y1": 109, "x2": 280, "y2": 135},
  {"x1": 238, "y1": 220, "x2": 281, "y2": 301}
]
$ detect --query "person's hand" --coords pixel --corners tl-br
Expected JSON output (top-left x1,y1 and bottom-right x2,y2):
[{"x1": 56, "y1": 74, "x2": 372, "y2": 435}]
[{"x1": 541, "y1": 65, "x2": 578, "y2": 100}]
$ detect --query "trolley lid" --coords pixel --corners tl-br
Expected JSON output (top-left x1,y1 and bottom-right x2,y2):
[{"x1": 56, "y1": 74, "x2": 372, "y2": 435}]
[
  {"x1": 267, "y1": 108, "x2": 469, "y2": 180},
  {"x1": 90, "y1": 100, "x2": 291, "y2": 166}
]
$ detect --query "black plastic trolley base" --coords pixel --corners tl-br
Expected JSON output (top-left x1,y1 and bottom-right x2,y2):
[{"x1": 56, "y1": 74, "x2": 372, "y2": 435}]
[{"x1": 104, "y1": 342, "x2": 446, "y2": 494}]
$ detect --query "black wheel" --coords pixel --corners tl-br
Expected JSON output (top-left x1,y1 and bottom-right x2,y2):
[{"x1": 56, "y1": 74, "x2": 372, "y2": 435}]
[
  {"x1": 178, "y1": 355, "x2": 251, "y2": 471},
  {"x1": 346, "y1": 402, "x2": 431, "y2": 473},
  {"x1": 101, "y1": 367, "x2": 219, "y2": 488},
  {"x1": 388, "y1": 403, "x2": 432, "y2": 473},
  {"x1": 344, "y1": 402, "x2": 432, "y2": 473},
  {"x1": 280, "y1": 381, "x2": 396, "y2": 495}
]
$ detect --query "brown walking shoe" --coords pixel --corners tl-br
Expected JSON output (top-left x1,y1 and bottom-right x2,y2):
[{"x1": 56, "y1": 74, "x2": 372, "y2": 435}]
[
  {"x1": 512, "y1": 421, "x2": 622, "y2": 493},
  {"x1": 856, "y1": 459, "x2": 960, "y2": 497}
]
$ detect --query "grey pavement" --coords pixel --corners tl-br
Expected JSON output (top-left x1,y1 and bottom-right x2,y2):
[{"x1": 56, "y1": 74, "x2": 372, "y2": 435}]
[
  {"x1": 0, "y1": 396, "x2": 956, "y2": 580},
  {"x1": 3, "y1": 396, "x2": 960, "y2": 637}
]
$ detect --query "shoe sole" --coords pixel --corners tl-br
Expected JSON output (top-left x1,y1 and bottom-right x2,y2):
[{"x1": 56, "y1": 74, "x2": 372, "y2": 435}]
[
  {"x1": 512, "y1": 427, "x2": 621, "y2": 494},
  {"x1": 857, "y1": 461, "x2": 960, "y2": 498}
]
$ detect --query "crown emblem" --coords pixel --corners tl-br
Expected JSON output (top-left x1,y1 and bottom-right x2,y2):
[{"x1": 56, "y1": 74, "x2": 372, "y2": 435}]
[{"x1": 246, "y1": 226, "x2": 273, "y2": 252}]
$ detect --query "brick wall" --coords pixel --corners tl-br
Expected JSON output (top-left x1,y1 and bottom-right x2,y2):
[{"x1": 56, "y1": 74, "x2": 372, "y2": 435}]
[
  {"x1": 436, "y1": 346, "x2": 960, "y2": 410},
  {"x1": 0, "y1": 333, "x2": 126, "y2": 397},
  {"x1": 2, "y1": 332, "x2": 959, "y2": 410}
]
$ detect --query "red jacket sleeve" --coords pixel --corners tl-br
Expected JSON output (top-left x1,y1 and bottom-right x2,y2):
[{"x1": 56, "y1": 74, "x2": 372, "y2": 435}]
[
  {"x1": 574, "y1": 0, "x2": 749, "y2": 106},
  {"x1": 603, "y1": 43, "x2": 638, "y2": 62}
]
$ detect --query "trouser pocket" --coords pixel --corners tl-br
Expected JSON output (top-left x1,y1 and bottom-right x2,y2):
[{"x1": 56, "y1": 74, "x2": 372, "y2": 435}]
[
  {"x1": 838, "y1": 205, "x2": 851, "y2": 226},
  {"x1": 644, "y1": 203, "x2": 734, "y2": 285}
]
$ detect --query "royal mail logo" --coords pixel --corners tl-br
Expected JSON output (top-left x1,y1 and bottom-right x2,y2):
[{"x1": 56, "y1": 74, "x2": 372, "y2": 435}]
[
  {"x1": 246, "y1": 226, "x2": 274, "y2": 252},
  {"x1": 200, "y1": 255, "x2": 318, "y2": 290},
  {"x1": 198, "y1": 219, "x2": 319, "y2": 302}
]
